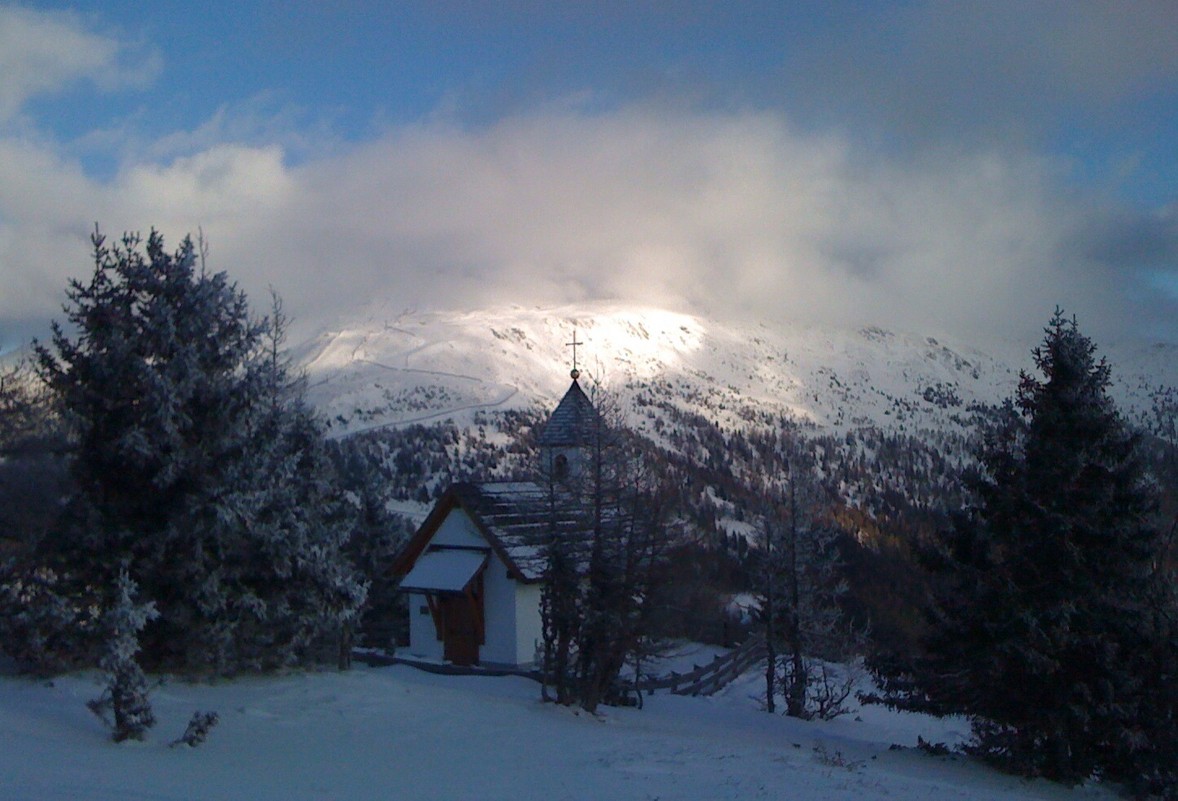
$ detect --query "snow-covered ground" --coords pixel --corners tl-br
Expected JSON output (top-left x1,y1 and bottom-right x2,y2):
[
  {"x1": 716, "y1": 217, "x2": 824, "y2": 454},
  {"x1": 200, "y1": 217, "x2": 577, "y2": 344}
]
[{"x1": 1, "y1": 652, "x2": 1116, "y2": 801}]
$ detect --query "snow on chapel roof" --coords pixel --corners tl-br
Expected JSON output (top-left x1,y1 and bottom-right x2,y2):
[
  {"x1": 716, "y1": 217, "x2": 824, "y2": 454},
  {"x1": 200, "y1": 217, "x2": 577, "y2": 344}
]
[
  {"x1": 537, "y1": 379, "x2": 599, "y2": 447},
  {"x1": 393, "y1": 369, "x2": 601, "y2": 587},
  {"x1": 393, "y1": 481, "x2": 586, "y2": 583},
  {"x1": 398, "y1": 549, "x2": 488, "y2": 593}
]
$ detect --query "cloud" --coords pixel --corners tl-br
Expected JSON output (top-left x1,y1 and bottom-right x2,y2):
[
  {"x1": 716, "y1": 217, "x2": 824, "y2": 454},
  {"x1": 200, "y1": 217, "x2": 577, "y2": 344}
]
[
  {"x1": 293, "y1": 110, "x2": 1178, "y2": 345},
  {"x1": 0, "y1": 6, "x2": 159, "y2": 123},
  {"x1": 0, "y1": 139, "x2": 293, "y2": 346},
  {"x1": 782, "y1": 1, "x2": 1178, "y2": 148},
  {"x1": 7, "y1": 105, "x2": 1173, "y2": 351},
  {"x1": 0, "y1": 4, "x2": 1174, "y2": 352}
]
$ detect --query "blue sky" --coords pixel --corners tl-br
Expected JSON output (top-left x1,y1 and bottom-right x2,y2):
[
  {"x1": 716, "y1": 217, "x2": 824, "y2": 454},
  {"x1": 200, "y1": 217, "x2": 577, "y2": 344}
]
[{"x1": 2, "y1": 1, "x2": 1176, "y2": 348}]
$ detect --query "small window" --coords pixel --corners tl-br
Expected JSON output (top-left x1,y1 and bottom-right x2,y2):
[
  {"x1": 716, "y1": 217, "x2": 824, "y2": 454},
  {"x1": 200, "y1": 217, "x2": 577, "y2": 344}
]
[
  {"x1": 419, "y1": 605, "x2": 430, "y2": 616},
  {"x1": 554, "y1": 453, "x2": 569, "y2": 481}
]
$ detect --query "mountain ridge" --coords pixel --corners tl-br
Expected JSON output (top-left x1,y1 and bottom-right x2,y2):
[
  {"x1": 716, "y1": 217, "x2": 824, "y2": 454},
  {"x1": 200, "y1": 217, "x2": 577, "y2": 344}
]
[{"x1": 296, "y1": 302, "x2": 1177, "y2": 440}]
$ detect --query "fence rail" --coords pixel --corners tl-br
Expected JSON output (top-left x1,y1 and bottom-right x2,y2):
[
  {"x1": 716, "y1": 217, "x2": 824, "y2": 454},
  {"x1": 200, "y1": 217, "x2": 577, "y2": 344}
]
[
  {"x1": 354, "y1": 634, "x2": 767, "y2": 699},
  {"x1": 630, "y1": 635, "x2": 767, "y2": 697}
]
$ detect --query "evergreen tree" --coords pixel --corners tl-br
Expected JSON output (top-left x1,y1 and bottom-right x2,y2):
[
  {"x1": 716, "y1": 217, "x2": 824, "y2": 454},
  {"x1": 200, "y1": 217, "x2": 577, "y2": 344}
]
[
  {"x1": 872, "y1": 311, "x2": 1175, "y2": 790},
  {"x1": 163, "y1": 288, "x2": 367, "y2": 672},
  {"x1": 27, "y1": 228, "x2": 364, "y2": 674},
  {"x1": 88, "y1": 570, "x2": 157, "y2": 742},
  {"x1": 340, "y1": 471, "x2": 413, "y2": 653}
]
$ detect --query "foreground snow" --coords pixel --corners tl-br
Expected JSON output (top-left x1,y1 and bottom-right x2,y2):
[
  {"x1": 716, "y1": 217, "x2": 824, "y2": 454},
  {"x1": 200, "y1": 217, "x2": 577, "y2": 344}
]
[{"x1": 1, "y1": 656, "x2": 1114, "y2": 801}]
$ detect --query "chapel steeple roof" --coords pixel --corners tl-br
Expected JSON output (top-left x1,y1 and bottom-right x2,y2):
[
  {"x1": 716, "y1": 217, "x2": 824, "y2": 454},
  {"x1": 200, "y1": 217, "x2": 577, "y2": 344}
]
[{"x1": 537, "y1": 379, "x2": 598, "y2": 447}]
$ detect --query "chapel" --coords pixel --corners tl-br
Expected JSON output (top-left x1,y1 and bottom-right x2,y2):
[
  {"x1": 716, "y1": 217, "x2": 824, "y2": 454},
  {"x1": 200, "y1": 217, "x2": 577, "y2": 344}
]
[{"x1": 391, "y1": 361, "x2": 598, "y2": 667}]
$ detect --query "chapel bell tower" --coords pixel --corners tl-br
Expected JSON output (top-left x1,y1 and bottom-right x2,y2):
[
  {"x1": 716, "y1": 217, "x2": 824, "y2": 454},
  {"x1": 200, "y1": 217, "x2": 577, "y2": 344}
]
[{"x1": 536, "y1": 330, "x2": 597, "y2": 484}]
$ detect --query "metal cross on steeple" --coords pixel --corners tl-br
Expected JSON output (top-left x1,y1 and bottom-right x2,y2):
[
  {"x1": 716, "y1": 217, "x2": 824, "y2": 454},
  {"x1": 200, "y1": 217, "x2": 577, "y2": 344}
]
[{"x1": 567, "y1": 329, "x2": 583, "y2": 380}]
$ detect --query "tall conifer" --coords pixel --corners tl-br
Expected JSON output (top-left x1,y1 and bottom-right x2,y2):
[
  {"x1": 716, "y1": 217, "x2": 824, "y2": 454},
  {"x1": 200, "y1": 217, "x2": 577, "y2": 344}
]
[
  {"x1": 873, "y1": 310, "x2": 1174, "y2": 789},
  {"x1": 31, "y1": 228, "x2": 364, "y2": 674}
]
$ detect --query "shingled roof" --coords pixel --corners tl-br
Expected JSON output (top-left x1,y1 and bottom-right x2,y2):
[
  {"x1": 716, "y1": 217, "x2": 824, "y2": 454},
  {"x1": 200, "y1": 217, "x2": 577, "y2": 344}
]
[
  {"x1": 393, "y1": 481, "x2": 587, "y2": 583},
  {"x1": 536, "y1": 379, "x2": 599, "y2": 447}
]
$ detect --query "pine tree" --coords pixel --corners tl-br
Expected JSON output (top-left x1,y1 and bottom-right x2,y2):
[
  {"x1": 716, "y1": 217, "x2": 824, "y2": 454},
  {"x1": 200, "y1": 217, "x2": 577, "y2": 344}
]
[
  {"x1": 872, "y1": 311, "x2": 1175, "y2": 788},
  {"x1": 169, "y1": 290, "x2": 367, "y2": 672},
  {"x1": 29, "y1": 228, "x2": 365, "y2": 675},
  {"x1": 89, "y1": 570, "x2": 158, "y2": 742},
  {"x1": 341, "y1": 471, "x2": 413, "y2": 653},
  {"x1": 39, "y1": 229, "x2": 259, "y2": 556}
]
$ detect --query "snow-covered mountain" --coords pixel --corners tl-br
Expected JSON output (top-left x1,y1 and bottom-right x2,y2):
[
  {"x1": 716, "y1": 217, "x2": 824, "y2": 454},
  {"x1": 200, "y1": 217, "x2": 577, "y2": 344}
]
[{"x1": 296, "y1": 302, "x2": 1177, "y2": 441}]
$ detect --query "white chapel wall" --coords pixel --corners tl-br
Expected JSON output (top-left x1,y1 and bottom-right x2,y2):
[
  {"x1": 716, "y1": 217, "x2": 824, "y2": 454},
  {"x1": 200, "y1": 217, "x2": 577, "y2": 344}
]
[
  {"x1": 407, "y1": 591, "x2": 443, "y2": 660},
  {"x1": 430, "y1": 509, "x2": 486, "y2": 548},
  {"x1": 405, "y1": 507, "x2": 539, "y2": 667},
  {"x1": 514, "y1": 582, "x2": 543, "y2": 665},
  {"x1": 479, "y1": 550, "x2": 518, "y2": 665},
  {"x1": 405, "y1": 508, "x2": 483, "y2": 661}
]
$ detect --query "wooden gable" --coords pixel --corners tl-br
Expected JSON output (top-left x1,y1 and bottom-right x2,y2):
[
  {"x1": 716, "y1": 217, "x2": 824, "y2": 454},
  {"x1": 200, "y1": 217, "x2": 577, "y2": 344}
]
[{"x1": 392, "y1": 483, "x2": 535, "y2": 583}]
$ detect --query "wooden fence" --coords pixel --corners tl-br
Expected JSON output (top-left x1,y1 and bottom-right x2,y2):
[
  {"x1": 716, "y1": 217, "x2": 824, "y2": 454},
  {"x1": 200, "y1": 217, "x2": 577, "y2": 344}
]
[
  {"x1": 354, "y1": 634, "x2": 767, "y2": 699},
  {"x1": 627, "y1": 634, "x2": 768, "y2": 697}
]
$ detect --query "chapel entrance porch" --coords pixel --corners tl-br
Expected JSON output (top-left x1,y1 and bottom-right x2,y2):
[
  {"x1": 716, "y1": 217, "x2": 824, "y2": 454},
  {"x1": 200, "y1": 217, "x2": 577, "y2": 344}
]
[{"x1": 399, "y1": 546, "x2": 489, "y2": 667}]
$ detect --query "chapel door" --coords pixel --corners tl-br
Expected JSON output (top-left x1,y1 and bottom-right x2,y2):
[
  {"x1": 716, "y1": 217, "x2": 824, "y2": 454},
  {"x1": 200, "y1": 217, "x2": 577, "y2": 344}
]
[{"x1": 440, "y1": 594, "x2": 481, "y2": 666}]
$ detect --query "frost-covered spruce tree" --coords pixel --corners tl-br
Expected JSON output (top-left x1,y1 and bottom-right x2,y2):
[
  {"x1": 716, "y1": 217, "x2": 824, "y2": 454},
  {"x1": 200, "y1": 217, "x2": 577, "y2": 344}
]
[
  {"x1": 174, "y1": 290, "x2": 367, "y2": 672},
  {"x1": 89, "y1": 570, "x2": 158, "y2": 742},
  {"x1": 35, "y1": 228, "x2": 365, "y2": 674},
  {"x1": 35, "y1": 228, "x2": 262, "y2": 666},
  {"x1": 340, "y1": 469, "x2": 414, "y2": 653},
  {"x1": 872, "y1": 310, "x2": 1174, "y2": 788},
  {"x1": 184, "y1": 386, "x2": 367, "y2": 671}
]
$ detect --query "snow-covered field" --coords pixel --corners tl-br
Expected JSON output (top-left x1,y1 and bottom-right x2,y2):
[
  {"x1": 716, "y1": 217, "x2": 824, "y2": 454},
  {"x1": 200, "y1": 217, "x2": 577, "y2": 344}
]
[{"x1": 1, "y1": 651, "x2": 1115, "y2": 801}]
